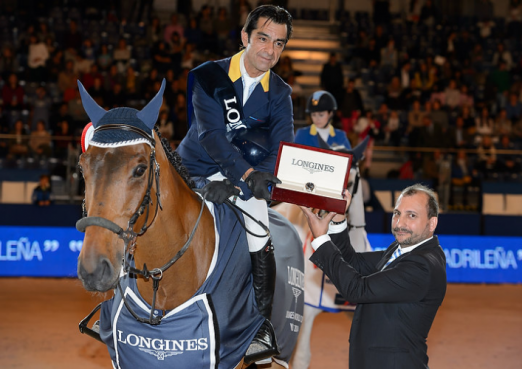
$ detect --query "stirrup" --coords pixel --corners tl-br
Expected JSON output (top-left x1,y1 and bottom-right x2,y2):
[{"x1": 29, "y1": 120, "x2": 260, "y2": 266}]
[{"x1": 244, "y1": 320, "x2": 280, "y2": 365}]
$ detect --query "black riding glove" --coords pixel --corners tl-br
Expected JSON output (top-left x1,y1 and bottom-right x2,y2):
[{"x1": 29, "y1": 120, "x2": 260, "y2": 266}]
[
  {"x1": 245, "y1": 170, "x2": 281, "y2": 201},
  {"x1": 200, "y1": 179, "x2": 240, "y2": 204}
]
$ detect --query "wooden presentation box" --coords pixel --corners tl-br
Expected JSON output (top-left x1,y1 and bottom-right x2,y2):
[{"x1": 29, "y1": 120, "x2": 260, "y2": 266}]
[{"x1": 271, "y1": 142, "x2": 353, "y2": 213}]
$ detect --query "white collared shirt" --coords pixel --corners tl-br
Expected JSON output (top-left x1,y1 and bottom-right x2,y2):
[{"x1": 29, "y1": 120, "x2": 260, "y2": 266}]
[{"x1": 240, "y1": 52, "x2": 266, "y2": 105}]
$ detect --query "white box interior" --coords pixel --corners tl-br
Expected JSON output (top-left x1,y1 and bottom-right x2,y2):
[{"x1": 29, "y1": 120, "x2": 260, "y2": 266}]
[{"x1": 275, "y1": 145, "x2": 350, "y2": 199}]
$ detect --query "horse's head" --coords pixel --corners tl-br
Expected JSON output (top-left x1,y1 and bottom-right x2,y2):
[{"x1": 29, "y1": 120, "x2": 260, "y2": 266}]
[{"x1": 76, "y1": 80, "x2": 166, "y2": 292}]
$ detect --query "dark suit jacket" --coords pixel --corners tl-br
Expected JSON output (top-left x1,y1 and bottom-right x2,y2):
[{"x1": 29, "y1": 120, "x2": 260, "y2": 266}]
[
  {"x1": 310, "y1": 229, "x2": 446, "y2": 369},
  {"x1": 176, "y1": 50, "x2": 294, "y2": 199}
]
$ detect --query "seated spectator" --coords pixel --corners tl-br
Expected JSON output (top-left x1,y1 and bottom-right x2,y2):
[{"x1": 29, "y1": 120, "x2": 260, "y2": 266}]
[
  {"x1": 152, "y1": 41, "x2": 172, "y2": 75},
  {"x1": 57, "y1": 60, "x2": 79, "y2": 102},
  {"x1": 47, "y1": 49, "x2": 64, "y2": 83},
  {"x1": 415, "y1": 62, "x2": 436, "y2": 97},
  {"x1": 124, "y1": 65, "x2": 139, "y2": 100},
  {"x1": 354, "y1": 110, "x2": 381, "y2": 174},
  {"x1": 104, "y1": 64, "x2": 125, "y2": 95},
  {"x1": 475, "y1": 106, "x2": 495, "y2": 141},
  {"x1": 381, "y1": 110, "x2": 402, "y2": 146},
  {"x1": 87, "y1": 77, "x2": 106, "y2": 107},
  {"x1": 458, "y1": 84, "x2": 474, "y2": 108},
  {"x1": 429, "y1": 84, "x2": 445, "y2": 106},
  {"x1": 27, "y1": 34, "x2": 49, "y2": 82},
  {"x1": 172, "y1": 92, "x2": 188, "y2": 141},
  {"x1": 0, "y1": 45, "x2": 20, "y2": 81},
  {"x1": 450, "y1": 116, "x2": 474, "y2": 149},
  {"x1": 81, "y1": 38, "x2": 96, "y2": 62},
  {"x1": 475, "y1": 134, "x2": 499, "y2": 178},
  {"x1": 50, "y1": 103, "x2": 73, "y2": 134},
  {"x1": 81, "y1": 63, "x2": 103, "y2": 91},
  {"x1": 450, "y1": 149, "x2": 479, "y2": 209},
  {"x1": 2, "y1": 73, "x2": 25, "y2": 123},
  {"x1": 105, "y1": 83, "x2": 127, "y2": 109},
  {"x1": 380, "y1": 38, "x2": 398, "y2": 79},
  {"x1": 168, "y1": 32, "x2": 183, "y2": 76},
  {"x1": 419, "y1": 115, "x2": 445, "y2": 148},
  {"x1": 214, "y1": 7, "x2": 232, "y2": 52},
  {"x1": 407, "y1": 100, "x2": 426, "y2": 140},
  {"x1": 400, "y1": 79, "x2": 423, "y2": 109},
  {"x1": 32, "y1": 174, "x2": 53, "y2": 206},
  {"x1": 29, "y1": 120, "x2": 52, "y2": 157},
  {"x1": 184, "y1": 17, "x2": 203, "y2": 48},
  {"x1": 68, "y1": 89, "x2": 89, "y2": 134},
  {"x1": 492, "y1": 42, "x2": 514, "y2": 71},
  {"x1": 164, "y1": 13, "x2": 184, "y2": 45},
  {"x1": 505, "y1": 92, "x2": 522, "y2": 121},
  {"x1": 199, "y1": 5, "x2": 218, "y2": 54},
  {"x1": 496, "y1": 134, "x2": 521, "y2": 179},
  {"x1": 113, "y1": 38, "x2": 131, "y2": 74},
  {"x1": 146, "y1": 16, "x2": 163, "y2": 46},
  {"x1": 385, "y1": 76, "x2": 403, "y2": 110},
  {"x1": 30, "y1": 86, "x2": 52, "y2": 131},
  {"x1": 495, "y1": 108, "x2": 513, "y2": 137},
  {"x1": 8, "y1": 120, "x2": 30, "y2": 158},
  {"x1": 97, "y1": 44, "x2": 113, "y2": 72},
  {"x1": 53, "y1": 120, "x2": 73, "y2": 159},
  {"x1": 461, "y1": 104, "x2": 476, "y2": 130},
  {"x1": 430, "y1": 99, "x2": 449, "y2": 129},
  {"x1": 444, "y1": 79, "x2": 461, "y2": 109},
  {"x1": 157, "y1": 110, "x2": 174, "y2": 140}
]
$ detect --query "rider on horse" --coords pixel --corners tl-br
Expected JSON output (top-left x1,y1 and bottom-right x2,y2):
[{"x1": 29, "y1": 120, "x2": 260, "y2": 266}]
[{"x1": 176, "y1": 5, "x2": 294, "y2": 363}]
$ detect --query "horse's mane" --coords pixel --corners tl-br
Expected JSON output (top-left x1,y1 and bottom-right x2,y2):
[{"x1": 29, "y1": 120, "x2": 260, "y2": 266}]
[{"x1": 154, "y1": 126, "x2": 195, "y2": 189}]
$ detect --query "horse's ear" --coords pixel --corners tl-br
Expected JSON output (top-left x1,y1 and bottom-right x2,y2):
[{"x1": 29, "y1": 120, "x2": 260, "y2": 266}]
[
  {"x1": 137, "y1": 79, "x2": 166, "y2": 130},
  {"x1": 77, "y1": 80, "x2": 107, "y2": 127},
  {"x1": 352, "y1": 136, "x2": 369, "y2": 163}
]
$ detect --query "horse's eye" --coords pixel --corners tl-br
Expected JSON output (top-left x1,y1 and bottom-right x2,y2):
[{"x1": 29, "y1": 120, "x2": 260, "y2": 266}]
[{"x1": 134, "y1": 165, "x2": 147, "y2": 177}]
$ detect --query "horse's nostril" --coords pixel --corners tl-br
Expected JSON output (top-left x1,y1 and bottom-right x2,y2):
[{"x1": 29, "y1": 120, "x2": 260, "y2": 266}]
[{"x1": 78, "y1": 257, "x2": 116, "y2": 291}]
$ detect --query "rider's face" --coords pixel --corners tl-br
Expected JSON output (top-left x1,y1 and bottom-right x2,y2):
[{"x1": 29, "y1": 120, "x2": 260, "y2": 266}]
[
  {"x1": 311, "y1": 111, "x2": 332, "y2": 129},
  {"x1": 241, "y1": 17, "x2": 287, "y2": 78}
]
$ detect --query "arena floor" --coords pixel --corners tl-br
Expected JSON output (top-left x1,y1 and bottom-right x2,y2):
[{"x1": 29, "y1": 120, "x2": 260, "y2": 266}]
[{"x1": 0, "y1": 278, "x2": 520, "y2": 369}]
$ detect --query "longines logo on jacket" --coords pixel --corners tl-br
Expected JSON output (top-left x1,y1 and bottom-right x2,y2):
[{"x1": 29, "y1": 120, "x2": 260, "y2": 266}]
[
  {"x1": 117, "y1": 330, "x2": 209, "y2": 360},
  {"x1": 224, "y1": 96, "x2": 247, "y2": 131},
  {"x1": 291, "y1": 158, "x2": 335, "y2": 174}
]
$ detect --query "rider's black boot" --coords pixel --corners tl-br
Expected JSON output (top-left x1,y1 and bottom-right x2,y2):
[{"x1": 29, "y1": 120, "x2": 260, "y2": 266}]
[{"x1": 244, "y1": 240, "x2": 280, "y2": 365}]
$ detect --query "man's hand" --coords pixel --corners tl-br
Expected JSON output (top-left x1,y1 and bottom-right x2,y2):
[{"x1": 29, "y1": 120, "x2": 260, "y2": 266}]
[
  {"x1": 245, "y1": 170, "x2": 281, "y2": 201},
  {"x1": 299, "y1": 190, "x2": 352, "y2": 238},
  {"x1": 200, "y1": 179, "x2": 240, "y2": 204}
]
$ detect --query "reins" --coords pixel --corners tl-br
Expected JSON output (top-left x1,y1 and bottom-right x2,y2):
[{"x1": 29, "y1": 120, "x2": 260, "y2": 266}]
[
  {"x1": 77, "y1": 124, "x2": 207, "y2": 326},
  {"x1": 77, "y1": 124, "x2": 269, "y2": 328}
]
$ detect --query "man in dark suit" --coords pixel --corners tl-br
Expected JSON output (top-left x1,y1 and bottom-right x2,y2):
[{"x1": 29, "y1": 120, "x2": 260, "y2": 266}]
[
  {"x1": 300, "y1": 184, "x2": 446, "y2": 369},
  {"x1": 176, "y1": 5, "x2": 294, "y2": 364}
]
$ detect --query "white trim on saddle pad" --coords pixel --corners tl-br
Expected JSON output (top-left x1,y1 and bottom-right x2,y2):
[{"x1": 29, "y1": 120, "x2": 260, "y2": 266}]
[{"x1": 113, "y1": 287, "x2": 217, "y2": 369}]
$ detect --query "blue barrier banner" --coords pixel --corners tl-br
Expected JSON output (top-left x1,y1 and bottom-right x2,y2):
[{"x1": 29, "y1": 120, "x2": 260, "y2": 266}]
[
  {"x1": 0, "y1": 226, "x2": 83, "y2": 277},
  {"x1": 368, "y1": 234, "x2": 522, "y2": 284},
  {"x1": 1, "y1": 226, "x2": 521, "y2": 284}
]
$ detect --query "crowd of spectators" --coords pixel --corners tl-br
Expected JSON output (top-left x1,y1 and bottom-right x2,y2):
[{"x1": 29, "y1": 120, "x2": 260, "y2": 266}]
[
  {"x1": 314, "y1": 0, "x2": 522, "y2": 209},
  {"x1": 0, "y1": 0, "x2": 520, "y2": 210},
  {"x1": 0, "y1": 0, "x2": 254, "y2": 167}
]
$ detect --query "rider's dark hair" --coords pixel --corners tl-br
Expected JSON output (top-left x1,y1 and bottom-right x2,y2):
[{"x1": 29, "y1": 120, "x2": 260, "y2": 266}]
[
  {"x1": 154, "y1": 126, "x2": 194, "y2": 189},
  {"x1": 243, "y1": 5, "x2": 293, "y2": 44}
]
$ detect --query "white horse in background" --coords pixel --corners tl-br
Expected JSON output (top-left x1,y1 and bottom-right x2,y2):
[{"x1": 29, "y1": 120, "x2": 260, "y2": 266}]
[{"x1": 272, "y1": 138, "x2": 371, "y2": 369}]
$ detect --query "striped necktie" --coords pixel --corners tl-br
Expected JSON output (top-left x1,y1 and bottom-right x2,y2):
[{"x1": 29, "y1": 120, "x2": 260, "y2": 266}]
[{"x1": 383, "y1": 246, "x2": 402, "y2": 269}]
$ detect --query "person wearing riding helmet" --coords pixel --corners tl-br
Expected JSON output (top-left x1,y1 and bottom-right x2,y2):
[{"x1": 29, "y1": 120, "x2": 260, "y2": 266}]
[{"x1": 295, "y1": 90, "x2": 352, "y2": 150}]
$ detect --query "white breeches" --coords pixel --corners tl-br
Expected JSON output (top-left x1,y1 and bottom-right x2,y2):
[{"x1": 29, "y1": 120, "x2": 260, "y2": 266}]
[{"x1": 207, "y1": 172, "x2": 269, "y2": 251}]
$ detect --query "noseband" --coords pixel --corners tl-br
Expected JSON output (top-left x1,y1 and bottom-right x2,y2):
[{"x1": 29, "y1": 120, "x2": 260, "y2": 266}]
[{"x1": 76, "y1": 124, "x2": 206, "y2": 326}]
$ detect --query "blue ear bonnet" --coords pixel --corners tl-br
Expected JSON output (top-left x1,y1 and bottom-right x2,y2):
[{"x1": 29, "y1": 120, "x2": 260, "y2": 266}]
[{"x1": 77, "y1": 79, "x2": 166, "y2": 148}]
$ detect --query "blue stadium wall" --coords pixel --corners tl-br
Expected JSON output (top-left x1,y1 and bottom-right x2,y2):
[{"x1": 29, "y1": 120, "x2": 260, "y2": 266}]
[{"x1": 0, "y1": 204, "x2": 520, "y2": 283}]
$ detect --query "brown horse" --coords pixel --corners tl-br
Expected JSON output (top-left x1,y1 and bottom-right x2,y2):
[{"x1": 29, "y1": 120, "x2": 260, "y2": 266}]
[{"x1": 75, "y1": 81, "x2": 302, "y2": 368}]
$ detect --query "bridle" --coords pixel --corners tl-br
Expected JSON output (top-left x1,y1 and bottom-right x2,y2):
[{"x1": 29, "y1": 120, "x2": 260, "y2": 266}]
[{"x1": 76, "y1": 124, "x2": 206, "y2": 327}]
